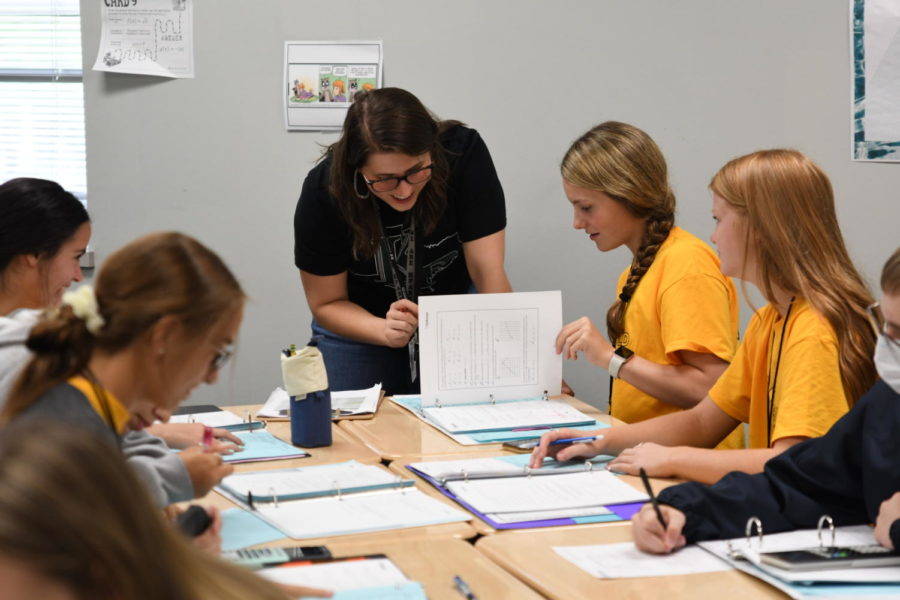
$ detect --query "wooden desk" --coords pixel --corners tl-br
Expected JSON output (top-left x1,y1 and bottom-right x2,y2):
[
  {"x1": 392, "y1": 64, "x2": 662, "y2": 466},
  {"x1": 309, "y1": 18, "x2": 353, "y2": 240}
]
[
  {"x1": 387, "y1": 452, "x2": 682, "y2": 536},
  {"x1": 323, "y1": 537, "x2": 544, "y2": 599},
  {"x1": 476, "y1": 522, "x2": 787, "y2": 600},
  {"x1": 224, "y1": 404, "x2": 381, "y2": 468},
  {"x1": 339, "y1": 395, "x2": 612, "y2": 462}
]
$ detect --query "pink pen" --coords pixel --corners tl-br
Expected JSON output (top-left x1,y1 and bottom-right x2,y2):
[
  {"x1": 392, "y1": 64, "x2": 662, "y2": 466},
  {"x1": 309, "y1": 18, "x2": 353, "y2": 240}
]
[{"x1": 202, "y1": 425, "x2": 214, "y2": 448}]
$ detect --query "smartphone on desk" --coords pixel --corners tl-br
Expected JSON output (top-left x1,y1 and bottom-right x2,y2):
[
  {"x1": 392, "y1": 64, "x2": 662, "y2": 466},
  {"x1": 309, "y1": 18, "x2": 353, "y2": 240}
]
[
  {"x1": 222, "y1": 546, "x2": 332, "y2": 569},
  {"x1": 501, "y1": 439, "x2": 541, "y2": 453},
  {"x1": 760, "y1": 545, "x2": 900, "y2": 571}
]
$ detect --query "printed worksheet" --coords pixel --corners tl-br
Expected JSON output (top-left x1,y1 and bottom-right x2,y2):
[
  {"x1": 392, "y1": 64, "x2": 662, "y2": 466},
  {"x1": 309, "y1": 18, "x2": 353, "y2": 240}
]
[{"x1": 418, "y1": 291, "x2": 562, "y2": 406}]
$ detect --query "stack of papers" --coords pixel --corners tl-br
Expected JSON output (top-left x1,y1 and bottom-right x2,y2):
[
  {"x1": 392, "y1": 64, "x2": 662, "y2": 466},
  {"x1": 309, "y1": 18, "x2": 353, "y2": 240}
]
[
  {"x1": 258, "y1": 384, "x2": 383, "y2": 419},
  {"x1": 260, "y1": 556, "x2": 427, "y2": 600}
]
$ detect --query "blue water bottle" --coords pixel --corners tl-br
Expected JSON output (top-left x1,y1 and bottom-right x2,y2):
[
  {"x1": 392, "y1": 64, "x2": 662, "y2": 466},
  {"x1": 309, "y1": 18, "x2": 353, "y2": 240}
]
[{"x1": 282, "y1": 337, "x2": 332, "y2": 448}]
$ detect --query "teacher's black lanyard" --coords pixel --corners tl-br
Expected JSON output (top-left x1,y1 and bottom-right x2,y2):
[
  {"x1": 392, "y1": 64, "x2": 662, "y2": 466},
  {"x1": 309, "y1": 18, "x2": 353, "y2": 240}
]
[{"x1": 379, "y1": 215, "x2": 418, "y2": 383}]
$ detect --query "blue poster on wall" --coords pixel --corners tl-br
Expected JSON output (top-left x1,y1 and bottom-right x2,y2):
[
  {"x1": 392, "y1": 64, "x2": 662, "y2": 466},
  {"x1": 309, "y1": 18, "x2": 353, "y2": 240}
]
[{"x1": 853, "y1": 0, "x2": 900, "y2": 161}]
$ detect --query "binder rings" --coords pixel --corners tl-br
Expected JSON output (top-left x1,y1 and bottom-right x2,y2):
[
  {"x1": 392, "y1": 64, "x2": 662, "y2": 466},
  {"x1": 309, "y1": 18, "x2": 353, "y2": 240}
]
[
  {"x1": 698, "y1": 516, "x2": 900, "y2": 598},
  {"x1": 217, "y1": 461, "x2": 469, "y2": 540},
  {"x1": 406, "y1": 454, "x2": 648, "y2": 529}
]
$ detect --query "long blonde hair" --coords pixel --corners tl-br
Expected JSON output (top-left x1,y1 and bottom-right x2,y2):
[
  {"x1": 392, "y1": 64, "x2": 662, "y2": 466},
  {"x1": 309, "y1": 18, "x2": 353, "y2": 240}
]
[
  {"x1": 561, "y1": 121, "x2": 675, "y2": 344},
  {"x1": 710, "y1": 149, "x2": 876, "y2": 403},
  {"x1": 0, "y1": 420, "x2": 290, "y2": 600}
]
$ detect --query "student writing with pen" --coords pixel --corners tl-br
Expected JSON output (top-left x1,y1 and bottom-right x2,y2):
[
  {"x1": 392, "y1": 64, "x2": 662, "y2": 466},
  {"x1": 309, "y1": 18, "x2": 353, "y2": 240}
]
[
  {"x1": 532, "y1": 150, "x2": 877, "y2": 484},
  {"x1": 554, "y1": 122, "x2": 744, "y2": 448},
  {"x1": 633, "y1": 249, "x2": 900, "y2": 555}
]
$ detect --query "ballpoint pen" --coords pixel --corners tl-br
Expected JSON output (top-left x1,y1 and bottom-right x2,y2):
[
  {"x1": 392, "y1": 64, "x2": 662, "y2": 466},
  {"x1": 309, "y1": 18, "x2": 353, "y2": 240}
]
[
  {"x1": 639, "y1": 467, "x2": 667, "y2": 528},
  {"x1": 453, "y1": 575, "x2": 477, "y2": 600},
  {"x1": 550, "y1": 435, "x2": 601, "y2": 446}
]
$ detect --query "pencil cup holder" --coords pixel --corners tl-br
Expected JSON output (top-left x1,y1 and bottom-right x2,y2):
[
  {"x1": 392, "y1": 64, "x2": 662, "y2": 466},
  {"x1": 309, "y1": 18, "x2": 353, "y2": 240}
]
[{"x1": 290, "y1": 389, "x2": 332, "y2": 448}]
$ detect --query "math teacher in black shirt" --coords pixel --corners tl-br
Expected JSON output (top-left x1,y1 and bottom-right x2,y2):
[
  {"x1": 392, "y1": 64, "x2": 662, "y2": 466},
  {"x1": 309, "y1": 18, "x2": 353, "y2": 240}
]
[{"x1": 293, "y1": 87, "x2": 512, "y2": 394}]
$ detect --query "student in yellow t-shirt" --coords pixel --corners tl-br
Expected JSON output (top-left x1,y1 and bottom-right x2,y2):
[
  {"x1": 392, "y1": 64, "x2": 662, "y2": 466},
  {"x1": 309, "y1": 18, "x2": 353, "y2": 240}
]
[
  {"x1": 533, "y1": 148, "x2": 877, "y2": 484},
  {"x1": 555, "y1": 121, "x2": 743, "y2": 448}
]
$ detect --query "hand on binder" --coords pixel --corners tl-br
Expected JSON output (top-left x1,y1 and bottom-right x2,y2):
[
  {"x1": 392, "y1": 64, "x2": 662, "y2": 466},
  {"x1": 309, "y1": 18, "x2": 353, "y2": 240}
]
[
  {"x1": 529, "y1": 427, "x2": 605, "y2": 468},
  {"x1": 606, "y1": 442, "x2": 676, "y2": 478},
  {"x1": 632, "y1": 502, "x2": 687, "y2": 555}
]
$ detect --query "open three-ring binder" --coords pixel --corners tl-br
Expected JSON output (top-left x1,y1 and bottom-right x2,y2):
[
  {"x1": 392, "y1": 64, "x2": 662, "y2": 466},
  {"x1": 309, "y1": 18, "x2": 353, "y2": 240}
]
[
  {"x1": 698, "y1": 515, "x2": 900, "y2": 598},
  {"x1": 216, "y1": 461, "x2": 469, "y2": 540},
  {"x1": 405, "y1": 454, "x2": 648, "y2": 529},
  {"x1": 392, "y1": 291, "x2": 604, "y2": 445}
]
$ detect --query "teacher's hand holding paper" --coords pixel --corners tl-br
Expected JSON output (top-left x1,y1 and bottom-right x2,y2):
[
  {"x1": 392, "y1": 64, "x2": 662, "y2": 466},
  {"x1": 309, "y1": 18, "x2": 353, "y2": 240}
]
[{"x1": 384, "y1": 298, "x2": 418, "y2": 348}]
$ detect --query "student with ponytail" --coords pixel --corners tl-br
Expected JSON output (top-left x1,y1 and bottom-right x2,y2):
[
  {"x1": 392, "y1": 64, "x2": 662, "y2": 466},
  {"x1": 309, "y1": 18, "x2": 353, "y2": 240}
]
[
  {"x1": 533, "y1": 149, "x2": 877, "y2": 485},
  {"x1": 2, "y1": 230, "x2": 244, "y2": 505},
  {"x1": 0, "y1": 178, "x2": 236, "y2": 507},
  {"x1": 554, "y1": 122, "x2": 743, "y2": 448}
]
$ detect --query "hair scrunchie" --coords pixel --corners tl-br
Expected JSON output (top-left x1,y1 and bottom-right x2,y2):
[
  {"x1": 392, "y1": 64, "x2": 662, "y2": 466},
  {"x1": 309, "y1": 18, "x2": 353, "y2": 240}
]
[{"x1": 61, "y1": 285, "x2": 105, "y2": 335}]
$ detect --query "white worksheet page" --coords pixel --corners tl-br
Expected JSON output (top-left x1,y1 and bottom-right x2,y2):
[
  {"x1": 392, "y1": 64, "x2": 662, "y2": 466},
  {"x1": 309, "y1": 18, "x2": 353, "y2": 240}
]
[
  {"x1": 446, "y1": 470, "x2": 647, "y2": 513},
  {"x1": 418, "y1": 291, "x2": 562, "y2": 406}
]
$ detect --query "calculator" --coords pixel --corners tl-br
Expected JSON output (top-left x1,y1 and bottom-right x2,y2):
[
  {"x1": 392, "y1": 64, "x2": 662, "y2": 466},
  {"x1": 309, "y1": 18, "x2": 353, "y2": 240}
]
[
  {"x1": 221, "y1": 546, "x2": 332, "y2": 569},
  {"x1": 760, "y1": 544, "x2": 900, "y2": 571}
]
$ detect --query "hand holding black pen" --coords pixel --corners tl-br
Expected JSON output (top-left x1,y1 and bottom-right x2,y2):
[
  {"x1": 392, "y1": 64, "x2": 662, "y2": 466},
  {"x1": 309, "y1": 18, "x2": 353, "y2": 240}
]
[
  {"x1": 631, "y1": 470, "x2": 688, "y2": 555},
  {"x1": 528, "y1": 427, "x2": 605, "y2": 468}
]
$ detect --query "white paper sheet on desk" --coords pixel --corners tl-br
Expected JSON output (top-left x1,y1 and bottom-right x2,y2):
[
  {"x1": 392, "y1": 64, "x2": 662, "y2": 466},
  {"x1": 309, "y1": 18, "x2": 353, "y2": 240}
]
[
  {"x1": 446, "y1": 470, "x2": 647, "y2": 513},
  {"x1": 700, "y1": 525, "x2": 900, "y2": 584},
  {"x1": 418, "y1": 291, "x2": 562, "y2": 406},
  {"x1": 169, "y1": 409, "x2": 244, "y2": 427},
  {"x1": 255, "y1": 488, "x2": 469, "y2": 539},
  {"x1": 220, "y1": 461, "x2": 400, "y2": 499},
  {"x1": 257, "y1": 387, "x2": 291, "y2": 418},
  {"x1": 332, "y1": 383, "x2": 382, "y2": 414},
  {"x1": 422, "y1": 399, "x2": 592, "y2": 433},
  {"x1": 554, "y1": 542, "x2": 731, "y2": 578},
  {"x1": 260, "y1": 557, "x2": 421, "y2": 596}
]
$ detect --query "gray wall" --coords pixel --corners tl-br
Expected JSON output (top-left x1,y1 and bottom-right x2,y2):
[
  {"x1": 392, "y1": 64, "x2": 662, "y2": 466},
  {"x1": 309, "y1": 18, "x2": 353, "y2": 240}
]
[{"x1": 79, "y1": 0, "x2": 900, "y2": 409}]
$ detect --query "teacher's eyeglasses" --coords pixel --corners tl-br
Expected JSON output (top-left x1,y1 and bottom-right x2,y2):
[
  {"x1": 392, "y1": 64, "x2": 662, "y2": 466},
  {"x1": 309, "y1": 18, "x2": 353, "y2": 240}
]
[{"x1": 363, "y1": 164, "x2": 433, "y2": 192}]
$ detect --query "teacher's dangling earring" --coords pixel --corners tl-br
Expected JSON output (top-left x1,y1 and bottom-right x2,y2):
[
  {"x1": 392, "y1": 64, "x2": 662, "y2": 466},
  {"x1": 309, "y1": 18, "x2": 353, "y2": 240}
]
[{"x1": 354, "y1": 170, "x2": 371, "y2": 199}]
